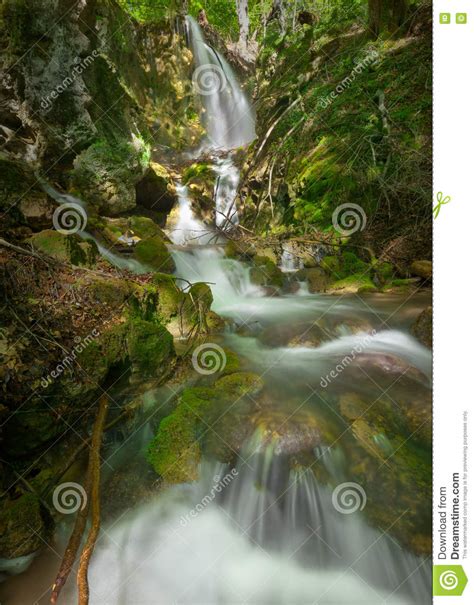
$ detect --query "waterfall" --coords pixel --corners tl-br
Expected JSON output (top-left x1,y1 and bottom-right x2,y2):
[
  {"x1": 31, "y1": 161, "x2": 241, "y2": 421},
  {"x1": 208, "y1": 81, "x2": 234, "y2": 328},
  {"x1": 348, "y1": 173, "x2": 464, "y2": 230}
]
[
  {"x1": 63, "y1": 439, "x2": 430, "y2": 604},
  {"x1": 186, "y1": 16, "x2": 255, "y2": 150}
]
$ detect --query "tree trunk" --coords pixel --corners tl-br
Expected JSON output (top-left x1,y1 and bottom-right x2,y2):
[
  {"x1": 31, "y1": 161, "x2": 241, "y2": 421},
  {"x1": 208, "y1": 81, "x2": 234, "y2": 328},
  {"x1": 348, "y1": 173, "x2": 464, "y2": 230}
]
[
  {"x1": 368, "y1": 0, "x2": 382, "y2": 38},
  {"x1": 390, "y1": 0, "x2": 407, "y2": 30},
  {"x1": 235, "y1": 0, "x2": 250, "y2": 54}
]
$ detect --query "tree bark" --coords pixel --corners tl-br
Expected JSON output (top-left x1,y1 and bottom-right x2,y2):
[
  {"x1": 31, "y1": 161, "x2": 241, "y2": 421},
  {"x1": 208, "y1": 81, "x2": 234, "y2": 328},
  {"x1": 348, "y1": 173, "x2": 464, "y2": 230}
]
[
  {"x1": 235, "y1": 0, "x2": 250, "y2": 54},
  {"x1": 368, "y1": 0, "x2": 382, "y2": 38},
  {"x1": 76, "y1": 395, "x2": 109, "y2": 605}
]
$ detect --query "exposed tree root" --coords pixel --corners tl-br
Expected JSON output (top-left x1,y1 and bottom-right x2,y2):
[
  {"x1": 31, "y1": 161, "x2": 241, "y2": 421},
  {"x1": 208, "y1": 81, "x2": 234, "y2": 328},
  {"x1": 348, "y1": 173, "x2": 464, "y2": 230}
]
[
  {"x1": 50, "y1": 395, "x2": 109, "y2": 605},
  {"x1": 76, "y1": 394, "x2": 109, "y2": 605}
]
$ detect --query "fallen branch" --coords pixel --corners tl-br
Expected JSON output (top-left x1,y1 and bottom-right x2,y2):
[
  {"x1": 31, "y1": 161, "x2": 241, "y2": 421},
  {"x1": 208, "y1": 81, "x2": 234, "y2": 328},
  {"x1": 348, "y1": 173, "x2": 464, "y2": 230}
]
[{"x1": 0, "y1": 237, "x2": 54, "y2": 265}]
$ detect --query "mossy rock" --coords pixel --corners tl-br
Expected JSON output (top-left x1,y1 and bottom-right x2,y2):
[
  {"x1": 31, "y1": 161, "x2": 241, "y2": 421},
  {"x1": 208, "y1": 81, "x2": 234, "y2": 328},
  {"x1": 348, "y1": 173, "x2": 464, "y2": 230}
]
[
  {"x1": 127, "y1": 318, "x2": 175, "y2": 379},
  {"x1": 328, "y1": 273, "x2": 377, "y2": 294},
  {"x1": 147, "y1": 386, "x2": 215, "y2": 483},
  {"x1": 152, "y1": 273, "x2": 186, "y2": 321},
  {"x1": 135, "y1": 162, "x2": 177, "y2": 214},
  {"x1": 411, "y1": 306, "x2": 432, "y2": 348},
  {"x1": 224, "y1": 239, "x2": 256, "y2": 260},
  {"x1": 134, "y1": 236, "x2": 175, "y2": 273},
  {"x1": 71, "y1": 138, "x2": 150, "y2": 216},
  {"x1": 321, "y1": 252, "x2": 368, "y2": 281},
  {"x1": 28, "y1": 230, "x2": 97, "y2": 267},
  {"x1": 0, "y1": 494, "x2": 48, "y2": 559},
  {"x1": 86, "y1": 275, "x2": 132, "y2": 305},
  {"x1": 410, "y1": 260, "x2": 432, "y2": 280},
  {"x1": 129, "y1": 216, "x2": 168, "y2": 241},
  {"x1": 214, "y1": 372, "x2": 264, "y2": 399},
  {"x1": 295, "y1": 268, "x2": 329, "y2": 293},
  {"x1": 250, "y1": 256, "x2": 284, "y2": 288},
  {"x1": 374, "y1": 261, "x2": 395, "y2": 283}
]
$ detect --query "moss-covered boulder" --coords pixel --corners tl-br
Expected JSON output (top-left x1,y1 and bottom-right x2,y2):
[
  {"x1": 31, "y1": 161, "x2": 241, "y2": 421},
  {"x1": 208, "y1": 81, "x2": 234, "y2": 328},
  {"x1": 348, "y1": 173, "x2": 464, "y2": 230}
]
[
  {"x1": 0, "y1": 494, "x2": 48, "y2": 559},
  {"x1": 410, "y1": 260, "x2": 432, "y2": 280},
  {"x1": 127, "y1": 318, "x2": 175, "y2": 379},
  {"x1": 28, "y1": 230, "x2": 98, "y2": 266},
  {"x1": 328, "y1": 273, "x2": 377, "y2": 294},
  {"x1": 134, "y1": 236, "x2": 175, "y2": 272},
  {"x1": 71, "y1": 138, "x2": 150, "y2": 216},
  {"x1": 19, "y1": 194, "x2": 56, "y2": 231},
  {"x1": 250, "y1": 255, "x2": 284, "y2": 288},
  {"x1": 214, "y1": 372, "x2": 264, "y2": 399},
  {"x1": 147, "y1": 386, "x2": 215, "y2": 483}
]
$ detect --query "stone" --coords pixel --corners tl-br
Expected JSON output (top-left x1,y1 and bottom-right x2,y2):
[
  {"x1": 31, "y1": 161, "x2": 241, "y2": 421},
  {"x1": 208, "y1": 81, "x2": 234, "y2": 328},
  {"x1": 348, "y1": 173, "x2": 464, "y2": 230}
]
[
  {"x1": 410, "y1": 260, "x2": 432, "y2": 280},
  {"x1": 134, "y1": 236, "x2": 175, "y2": 272},
  {"x1": 411, "y1": 306, "x2": 432, "y2": 348}
]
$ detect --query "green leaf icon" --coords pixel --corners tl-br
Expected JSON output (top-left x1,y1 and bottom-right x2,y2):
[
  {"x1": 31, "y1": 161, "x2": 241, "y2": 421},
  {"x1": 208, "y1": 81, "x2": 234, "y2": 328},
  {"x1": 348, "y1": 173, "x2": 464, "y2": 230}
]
[{"x1": 433, "y1": 565, "x2": 468, "y2": 596}]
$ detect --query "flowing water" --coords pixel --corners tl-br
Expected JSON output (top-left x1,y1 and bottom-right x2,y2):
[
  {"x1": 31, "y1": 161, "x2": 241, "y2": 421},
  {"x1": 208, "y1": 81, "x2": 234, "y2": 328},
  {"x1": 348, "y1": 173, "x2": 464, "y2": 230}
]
[{"x1": 1, "y1": 16, "x2": 431, "y2": 605}]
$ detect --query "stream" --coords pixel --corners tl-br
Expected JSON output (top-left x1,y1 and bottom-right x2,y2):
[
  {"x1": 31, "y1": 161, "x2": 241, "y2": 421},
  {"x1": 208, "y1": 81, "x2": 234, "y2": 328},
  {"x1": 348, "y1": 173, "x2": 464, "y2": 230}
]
[{"x1": 0, "y1": 16, "x2": 431, "y2": 605}]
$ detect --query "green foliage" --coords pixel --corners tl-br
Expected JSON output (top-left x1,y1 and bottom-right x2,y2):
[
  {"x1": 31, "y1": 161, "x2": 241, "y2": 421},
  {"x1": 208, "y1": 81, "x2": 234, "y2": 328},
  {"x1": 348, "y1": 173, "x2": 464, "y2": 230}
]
[{"x1": 116, "y1": 0, "x2": 179, "y2": 23}]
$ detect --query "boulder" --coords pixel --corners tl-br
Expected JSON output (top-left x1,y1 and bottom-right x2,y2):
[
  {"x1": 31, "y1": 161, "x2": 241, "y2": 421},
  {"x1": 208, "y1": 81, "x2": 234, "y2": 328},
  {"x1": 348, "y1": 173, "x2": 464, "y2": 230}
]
[
  {"x1": 28, "y1": 229, "x2": 97, "y2": 266},
  {"x1": 250, "y1": 256, "x2": 284, "y2": 288},
  {"x1": 134, "y1": 236, "x2": 175, "y2": 272},
  {"x1": 295, "y1": 267, "x2": 329, "y2": 293},
  {"x1": 19, "y1": 194, "x2": 55, "y2": 230},
  {"x1": 135, "y1": 162, "x2": 177, "y2": 214},
  {"x1": 410, "y1": 260, "x2": 432, "y2": 280},
  {"x1": 411, "y1": 306, "x2": 432, "y2": 348}
]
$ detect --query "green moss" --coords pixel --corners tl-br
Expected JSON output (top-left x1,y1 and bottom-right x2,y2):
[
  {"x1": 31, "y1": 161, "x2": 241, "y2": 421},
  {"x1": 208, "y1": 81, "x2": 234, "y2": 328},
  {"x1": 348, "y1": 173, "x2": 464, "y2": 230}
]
[
  {"x1": 147, "y1": 386, "x2": 215, "y2": 483},
  {"x1": 250, "y1": 256, "x2": 284, "y2": 288},
  {"x1": 0, "y1": 493, "x2": 47, "y2": 558},
  {"x1": 329, "y1": 273, "x2": 377, "y2": 293},
  {"x1": 129, "y1": 216, "x2": 163, "y2": 239},
  {"x1": 182, "y1": 162, "x2": 214, "y2": 185},
  {"x1": 127, "y1": 318, "x2": 175, "y2": 377},
  {"x1": 214, "y1": 372, "x2": 264, "y2": 399},
  {"x1": 29, "y1": 230, "x2": 97, "y2": 267},
  {"x1": 134, "y1": 236, "x2": 175, "y2": 272}
]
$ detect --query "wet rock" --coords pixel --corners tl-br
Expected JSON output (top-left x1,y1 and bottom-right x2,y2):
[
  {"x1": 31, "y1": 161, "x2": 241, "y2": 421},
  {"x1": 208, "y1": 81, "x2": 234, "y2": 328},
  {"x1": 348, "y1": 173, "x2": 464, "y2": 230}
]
[
  {"x1": 250, "y1": 256, "x2": 284, "y2": 288},
  {"x1": 204, "y1": 403, "x2": 322, "y2": 462},
  {"x1": 410, "y1": 260, "x2": 432, "y2": 280},
  {"x1": 352, "y1": 352, "x2": 428, "y2": 384},
  {"x1": 214, "y1": 372, "x2": 265, "y2": 399},
  {"x1": 411, "y1": 306, "x2": 432, "y2": 348},
  {"x1": 295, "y1": 267, "x2": 329, "y2": 293},
  {"x1": 258, "y1": 322, "x2": 329, "y2": 348},
  {"x1": 134, "y1": 235, "x2": 175, "y2": 272}
]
